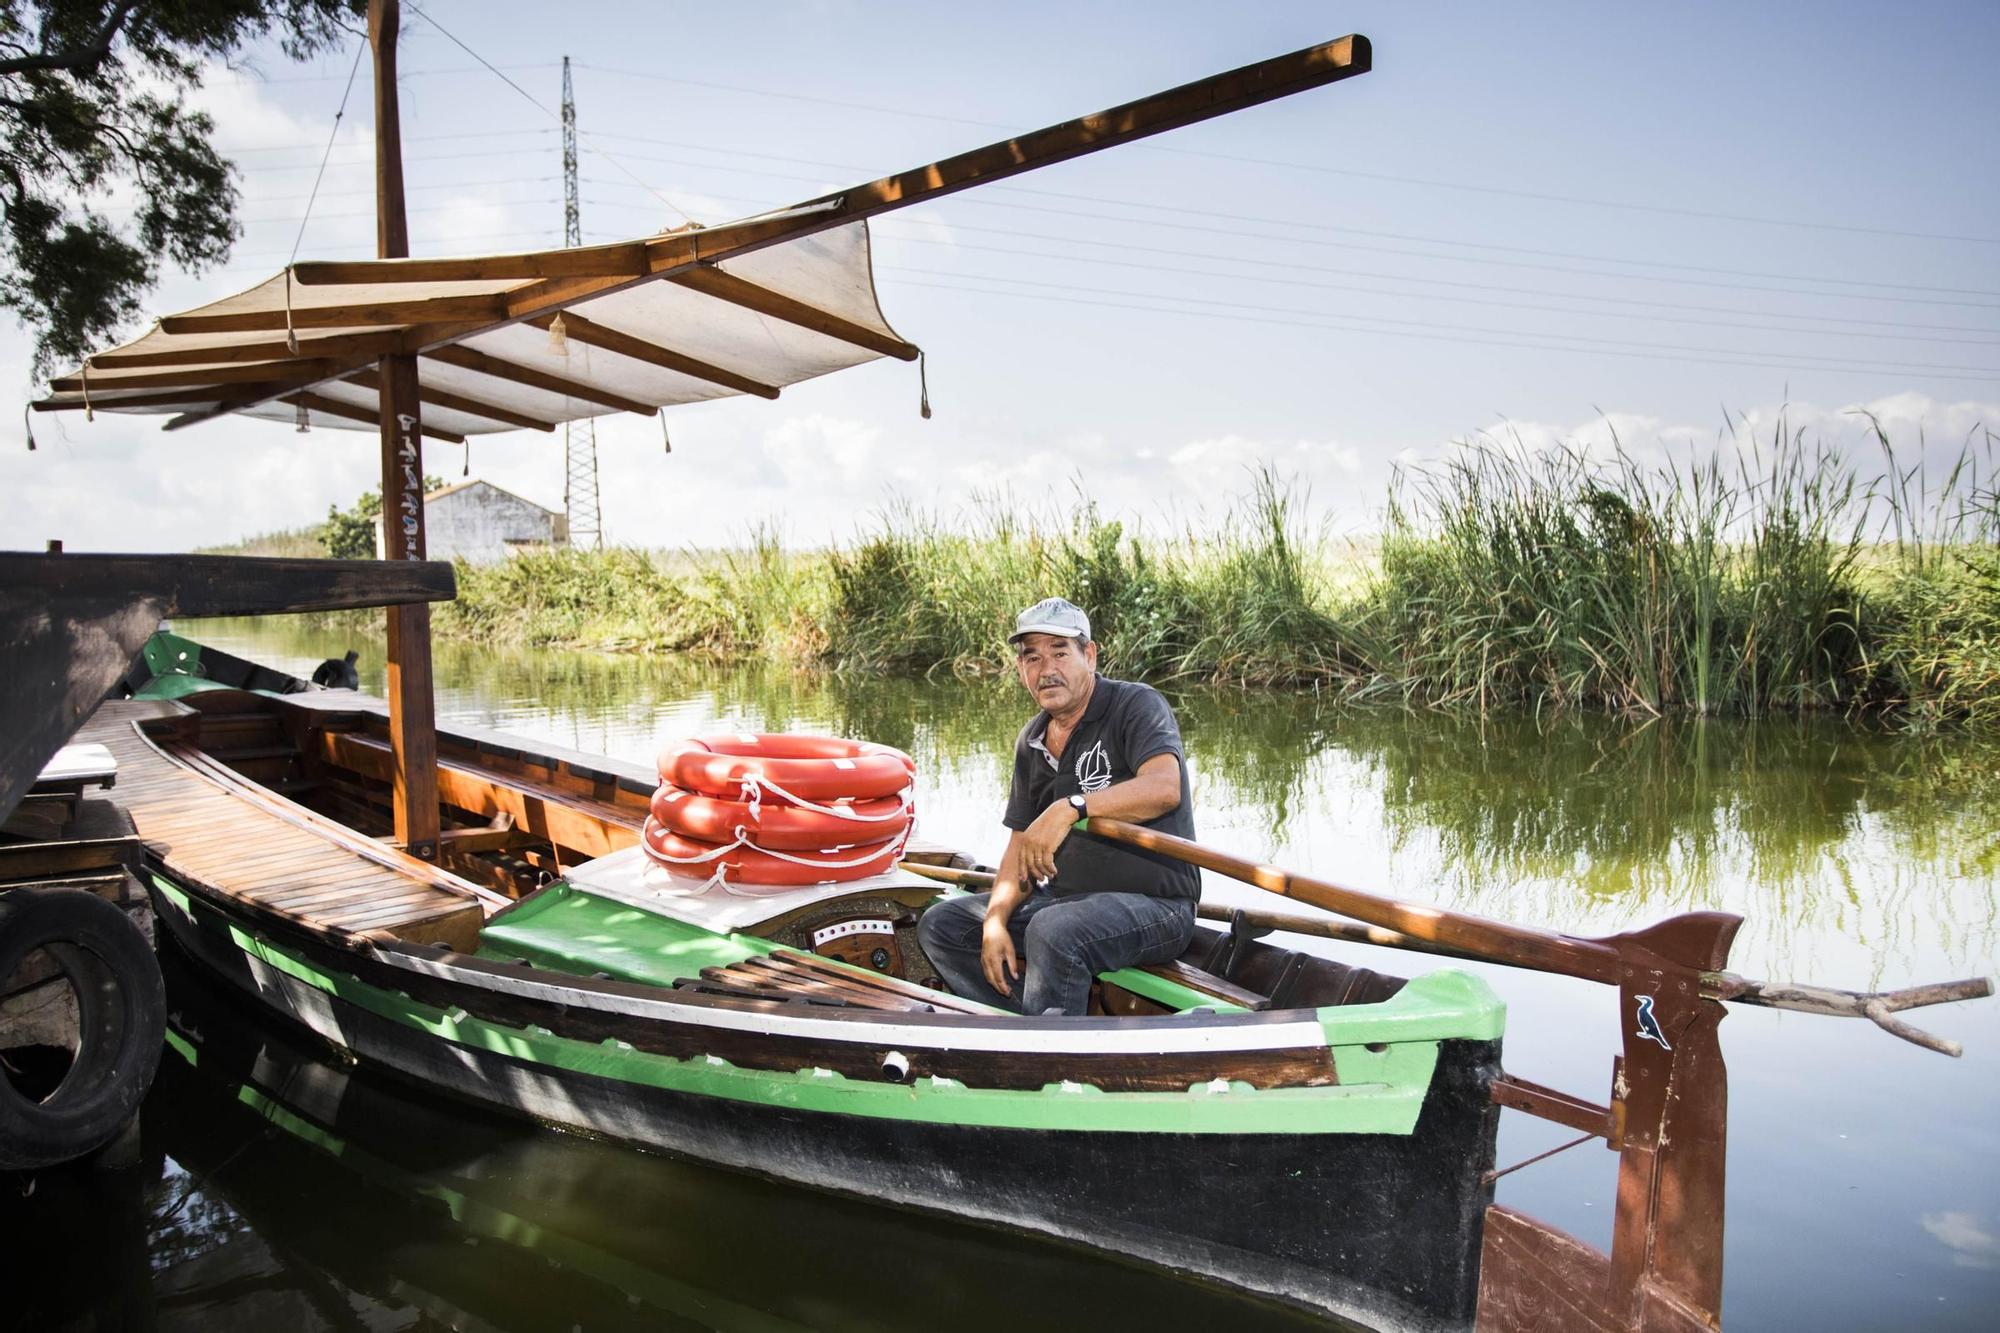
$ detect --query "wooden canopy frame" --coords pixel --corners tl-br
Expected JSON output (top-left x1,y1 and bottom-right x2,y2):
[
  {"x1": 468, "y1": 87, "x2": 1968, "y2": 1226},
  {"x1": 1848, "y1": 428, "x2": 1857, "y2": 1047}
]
[{"x1": 34, "y1": 33, "x2": 1373, "y2": 436}]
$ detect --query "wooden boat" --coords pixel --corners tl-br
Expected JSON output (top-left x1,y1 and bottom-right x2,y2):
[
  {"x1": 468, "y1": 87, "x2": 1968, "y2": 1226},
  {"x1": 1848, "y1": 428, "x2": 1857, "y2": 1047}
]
[
  {"x1": 85, "y1": 633, "x2": 1499, "y2": 1333},
  {"x1": 0, "y1": 622, "x2": 1952, "y2": 1332},
  {"x1": 8, "y1": 12, "x2": 1989, "y2": 1331}
]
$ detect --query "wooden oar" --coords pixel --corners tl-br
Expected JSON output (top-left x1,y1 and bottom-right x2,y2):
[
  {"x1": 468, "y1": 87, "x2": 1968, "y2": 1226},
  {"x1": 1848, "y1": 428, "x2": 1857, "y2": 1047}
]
[
  {"x1": 907, "y1": 830, "x2": 1995, "y2": 1056},
  {"x1": 1080, "y1": 816, "x2": 1628, "y2": 984}
]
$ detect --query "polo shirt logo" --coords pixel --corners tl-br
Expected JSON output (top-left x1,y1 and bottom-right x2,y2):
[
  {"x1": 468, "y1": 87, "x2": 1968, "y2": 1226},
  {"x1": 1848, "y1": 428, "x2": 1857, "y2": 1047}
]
[{"x1": 1075, "y1": 740, "x2": 1112, "y2": 792}]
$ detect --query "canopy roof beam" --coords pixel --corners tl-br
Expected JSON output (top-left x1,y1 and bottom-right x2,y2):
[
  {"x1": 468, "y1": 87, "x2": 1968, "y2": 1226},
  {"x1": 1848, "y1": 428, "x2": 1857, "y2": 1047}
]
[
  {"x1": 159, "y1": 294, "x2": 506, "y2": 338},
  {"x1": 32, "y1": 388, "x2": 247, "y2": 412},
  {"x1": 48, "y1": 362, "x2": 331, "y2": 394},
  {"x1": 668, "y1": 267, "x2": 919, "y2": 361},
  {"x1": 423, "y1": 345, "x2": 656, "y2": 417},
  {"x1": 525, "y1": 312, "x2": 780, "y2": 400},
  {"x1": 347, "y1": 367, "x2": 557, "y2": 433},
  {"x1": 294, "y1": 241, "x2": 653, "y2": 288},
  {"x1": 85, "y1": 329, "x2": 426, "y2": 370}
]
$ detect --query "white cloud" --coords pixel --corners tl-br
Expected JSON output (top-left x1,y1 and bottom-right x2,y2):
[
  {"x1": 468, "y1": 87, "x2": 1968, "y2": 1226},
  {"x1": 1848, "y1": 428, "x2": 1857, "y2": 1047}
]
[{"x1": 1923, "y1": 1211, "x2": 2000, "y2": 1270}]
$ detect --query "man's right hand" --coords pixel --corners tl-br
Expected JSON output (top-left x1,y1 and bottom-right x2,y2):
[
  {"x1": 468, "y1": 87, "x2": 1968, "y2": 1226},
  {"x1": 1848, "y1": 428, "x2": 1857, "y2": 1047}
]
[{"x1": 981, "y1": 914, "x2": 1020, "y2": 998}]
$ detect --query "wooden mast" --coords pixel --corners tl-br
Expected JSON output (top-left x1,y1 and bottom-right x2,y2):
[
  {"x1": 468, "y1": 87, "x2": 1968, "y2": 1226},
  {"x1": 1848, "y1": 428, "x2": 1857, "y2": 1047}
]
[{"x1": 367, "y1": 0, "x2": 439, "y2": 860}]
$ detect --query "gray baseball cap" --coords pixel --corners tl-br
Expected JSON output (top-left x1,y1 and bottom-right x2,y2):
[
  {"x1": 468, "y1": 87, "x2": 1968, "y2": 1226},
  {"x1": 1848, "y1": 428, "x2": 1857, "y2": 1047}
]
[{"x1": 1009, "y1": 596, "x2": 1091, "y2": 644}]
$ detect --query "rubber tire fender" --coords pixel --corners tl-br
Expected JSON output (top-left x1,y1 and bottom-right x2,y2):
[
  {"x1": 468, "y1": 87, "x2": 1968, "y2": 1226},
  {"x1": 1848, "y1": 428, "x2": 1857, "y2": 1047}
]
[{"x1": 0, "y1": 888, "x2": 166, "y2": 1172}]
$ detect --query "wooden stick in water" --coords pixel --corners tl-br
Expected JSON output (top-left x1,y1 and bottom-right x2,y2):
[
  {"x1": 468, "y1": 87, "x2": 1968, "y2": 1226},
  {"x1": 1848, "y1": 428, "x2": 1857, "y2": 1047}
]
[{"x1": 1705, "y1": 973, "x2": 1993, "y2": 1057}]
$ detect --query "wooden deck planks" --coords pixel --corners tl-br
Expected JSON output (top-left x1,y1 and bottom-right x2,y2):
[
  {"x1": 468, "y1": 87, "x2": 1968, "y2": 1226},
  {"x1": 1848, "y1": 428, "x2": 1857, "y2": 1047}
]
[{"x1": 78, "y1": 699, "x2": 484, "y2": 949}]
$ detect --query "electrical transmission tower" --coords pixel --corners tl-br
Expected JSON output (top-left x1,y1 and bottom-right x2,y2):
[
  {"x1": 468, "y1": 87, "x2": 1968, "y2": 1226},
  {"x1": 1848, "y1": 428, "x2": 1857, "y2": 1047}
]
[{"x1": 559, "y1": 56, "x2": 603, "y2": 549}]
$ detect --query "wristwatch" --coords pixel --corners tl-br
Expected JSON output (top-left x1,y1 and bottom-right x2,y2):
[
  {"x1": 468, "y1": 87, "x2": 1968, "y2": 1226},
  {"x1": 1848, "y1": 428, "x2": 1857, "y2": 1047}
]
[{"x1": 1067, "y1": 793, "x2": 1088, "y2": 816}]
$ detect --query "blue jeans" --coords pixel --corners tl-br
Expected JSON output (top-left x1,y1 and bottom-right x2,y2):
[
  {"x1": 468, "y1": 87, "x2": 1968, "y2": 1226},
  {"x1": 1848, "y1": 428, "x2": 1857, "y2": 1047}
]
[{"x1": 917, "y1": 889, "x2": 1196, "y2": 1016}]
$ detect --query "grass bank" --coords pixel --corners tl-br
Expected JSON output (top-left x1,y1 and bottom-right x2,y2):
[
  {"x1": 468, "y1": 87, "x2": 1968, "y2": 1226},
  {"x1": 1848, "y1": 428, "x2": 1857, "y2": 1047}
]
[{"x1": 437, "y1": 424, "x2": 1998, "y2": 729}]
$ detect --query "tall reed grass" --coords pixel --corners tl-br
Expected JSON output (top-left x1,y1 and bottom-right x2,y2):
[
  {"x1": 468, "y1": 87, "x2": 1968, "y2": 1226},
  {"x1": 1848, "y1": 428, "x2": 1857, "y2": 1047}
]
[{"x1": 439, "y1": 424, "x2": 1999, "y2": 729}]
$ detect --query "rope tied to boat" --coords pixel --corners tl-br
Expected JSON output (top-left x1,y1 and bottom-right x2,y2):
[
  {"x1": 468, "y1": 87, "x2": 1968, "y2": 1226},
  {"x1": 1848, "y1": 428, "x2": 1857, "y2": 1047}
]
[
  {"x1": 641, "y1": 818, "x2": 910, "y2": 869},
  {"x1": 734, "y1": 774, "x2": 914, "y2": 824}
]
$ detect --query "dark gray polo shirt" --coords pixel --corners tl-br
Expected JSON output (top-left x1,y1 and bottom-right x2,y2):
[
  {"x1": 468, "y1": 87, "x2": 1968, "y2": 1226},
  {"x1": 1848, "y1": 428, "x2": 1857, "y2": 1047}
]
[{"x1": 1002, "y1": 675, "x2": 1199, "y2": 901}]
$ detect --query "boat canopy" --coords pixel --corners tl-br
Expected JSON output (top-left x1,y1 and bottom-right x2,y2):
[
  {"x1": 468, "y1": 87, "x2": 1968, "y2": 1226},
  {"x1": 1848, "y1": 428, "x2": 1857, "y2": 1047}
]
[
  {"x1": 34, "y1": 217, "x2": 915, "y2": 441},
  {"x1": 30, "y1": 34, "x2": 1381, "y2": 444}
]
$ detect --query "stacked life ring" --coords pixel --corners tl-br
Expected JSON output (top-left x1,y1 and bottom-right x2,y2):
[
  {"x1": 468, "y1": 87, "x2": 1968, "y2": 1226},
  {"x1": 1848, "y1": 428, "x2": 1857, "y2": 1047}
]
[{"x1": 642, "y1": 733, "x2": 916, "y2": 893}]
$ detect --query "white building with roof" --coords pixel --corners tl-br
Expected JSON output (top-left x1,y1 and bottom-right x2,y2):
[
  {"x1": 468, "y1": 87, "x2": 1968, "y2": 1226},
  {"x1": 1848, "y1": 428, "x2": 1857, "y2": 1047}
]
[{"x1": 374, "y1": 479, "x2": 568, "y2": 563}]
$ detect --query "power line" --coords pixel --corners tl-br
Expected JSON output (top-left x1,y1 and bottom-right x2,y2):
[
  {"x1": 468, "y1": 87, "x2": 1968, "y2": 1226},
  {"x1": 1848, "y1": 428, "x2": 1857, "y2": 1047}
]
[
  {"x1": 213, "y1": 225, "x2": 563, "y2": 270},
  {"x1": 869, "y1": 234, "x2": 2000, "y2": 349},
  {"x1": 215, "y1": 127, "x2": 555, "y2": 155},
  {"x1": 404, "y1": 3, "x2": 694, "y2": 225},
  {"x1": 577, "y1": 142, "x2": 2000, "y2": 305},
  {"x1": 574, "y1": 62, "x2": 2000, "y2": 247},
  {"x1": 226, "y1": 145, "x2": 569, "y2": 174},
  {"x1": 204, "y1": 62, "x2": 559, "y2": 86},
  {"x1": 586, "y1": 130, "x2": 2000, "y2": 301},
  {"x1": 885, "y1": 276, "x2": 2000, "y2": 386},
  {"x1": 879, "y1": 265, "x2": 1999, "y2": 376},
  {"x1": 591, "y1": 179, "x2": 2000, "y2": 333}
]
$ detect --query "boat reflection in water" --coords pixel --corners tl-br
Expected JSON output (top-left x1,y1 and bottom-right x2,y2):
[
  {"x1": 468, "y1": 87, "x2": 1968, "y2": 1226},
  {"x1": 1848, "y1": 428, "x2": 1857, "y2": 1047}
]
[{"x1": 5, "y1": 944, "x2": 1340, "y2": 1333}]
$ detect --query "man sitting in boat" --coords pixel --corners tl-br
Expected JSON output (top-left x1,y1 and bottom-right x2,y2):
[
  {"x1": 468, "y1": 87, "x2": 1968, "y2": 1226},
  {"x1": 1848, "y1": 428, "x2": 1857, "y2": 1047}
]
[{"x1": 918, "y1": 597, "x2": 1199, "y2": 1015}]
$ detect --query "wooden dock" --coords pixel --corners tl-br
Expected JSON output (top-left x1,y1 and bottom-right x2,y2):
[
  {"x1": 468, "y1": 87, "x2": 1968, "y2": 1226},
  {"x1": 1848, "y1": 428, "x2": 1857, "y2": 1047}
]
[{"x1": 82, "y1": 699, "x2": 486, "y2": 950}]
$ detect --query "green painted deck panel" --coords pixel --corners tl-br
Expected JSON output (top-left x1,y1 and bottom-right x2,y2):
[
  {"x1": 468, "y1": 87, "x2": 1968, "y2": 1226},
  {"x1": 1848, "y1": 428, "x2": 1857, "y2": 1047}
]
[{"x1": 476, "y1": 883, "x2": 781, "y2": 983}]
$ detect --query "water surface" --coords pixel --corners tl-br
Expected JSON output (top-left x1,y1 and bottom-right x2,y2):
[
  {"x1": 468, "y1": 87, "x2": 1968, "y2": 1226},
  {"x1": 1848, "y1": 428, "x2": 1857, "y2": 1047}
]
[{"x1": 13, "y1": 616, "x2": 1996, "y2": 1331}]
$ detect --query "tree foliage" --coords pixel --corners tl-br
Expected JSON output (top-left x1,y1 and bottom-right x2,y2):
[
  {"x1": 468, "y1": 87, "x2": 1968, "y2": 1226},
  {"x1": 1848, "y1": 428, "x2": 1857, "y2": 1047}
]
[{"x1": 0, "y1": 1, "x2": 362, "y2": 374}]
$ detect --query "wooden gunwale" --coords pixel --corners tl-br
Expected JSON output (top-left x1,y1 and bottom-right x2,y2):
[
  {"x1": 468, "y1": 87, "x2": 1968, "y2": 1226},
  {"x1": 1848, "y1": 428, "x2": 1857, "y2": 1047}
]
[{"x1": 152, "y1": 870, "x2": 1350, "y2": 1092}]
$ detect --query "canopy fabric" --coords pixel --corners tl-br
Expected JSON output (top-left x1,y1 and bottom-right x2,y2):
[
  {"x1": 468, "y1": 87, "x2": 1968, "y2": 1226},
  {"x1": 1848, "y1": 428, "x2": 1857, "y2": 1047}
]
[{"x1": 35, "y1": 220, "x2": 914, "y2": 441}]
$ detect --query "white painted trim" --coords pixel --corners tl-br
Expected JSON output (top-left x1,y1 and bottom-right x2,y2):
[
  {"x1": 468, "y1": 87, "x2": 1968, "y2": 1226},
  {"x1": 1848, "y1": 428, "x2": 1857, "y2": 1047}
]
[{"x1": 384, "y1": 952, "x2": 1326, "y2": 1057}]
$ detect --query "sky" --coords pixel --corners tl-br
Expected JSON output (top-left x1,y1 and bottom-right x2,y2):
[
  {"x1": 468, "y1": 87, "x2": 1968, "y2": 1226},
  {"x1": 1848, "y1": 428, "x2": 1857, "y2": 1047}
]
[{"x1": 5, "y1": 0, "x2": 1999, "y2": 552}]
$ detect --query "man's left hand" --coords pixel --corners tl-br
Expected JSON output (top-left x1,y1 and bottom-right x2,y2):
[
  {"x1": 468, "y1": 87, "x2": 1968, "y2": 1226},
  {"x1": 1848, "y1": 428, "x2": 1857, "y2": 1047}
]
[{"x1": 1019, "y1": 799, "x2": 1079, "y2": 884}]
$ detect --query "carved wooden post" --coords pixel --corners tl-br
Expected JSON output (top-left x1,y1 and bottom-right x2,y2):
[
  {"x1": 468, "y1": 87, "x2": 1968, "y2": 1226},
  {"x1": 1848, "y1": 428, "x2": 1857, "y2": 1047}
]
[
  {"x1": 368, "y1": 0, "x2": 439, "y2": 859},
  {"x1": 1605, "y1": 911, "x2": 1741, "y2": 1330}
]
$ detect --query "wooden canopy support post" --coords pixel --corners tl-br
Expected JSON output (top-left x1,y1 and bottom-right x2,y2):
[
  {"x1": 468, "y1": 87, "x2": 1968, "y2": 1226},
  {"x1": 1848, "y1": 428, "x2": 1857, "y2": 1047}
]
[{"x1": 369, "y1": 0, "x2": 438, "y2": 861}]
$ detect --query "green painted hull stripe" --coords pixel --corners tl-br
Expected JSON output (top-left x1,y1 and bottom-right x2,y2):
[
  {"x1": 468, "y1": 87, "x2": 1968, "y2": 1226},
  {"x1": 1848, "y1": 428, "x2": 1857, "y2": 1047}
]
[{"x1": 152, "y1": 871, "x2": 1501, "y2": 1135}]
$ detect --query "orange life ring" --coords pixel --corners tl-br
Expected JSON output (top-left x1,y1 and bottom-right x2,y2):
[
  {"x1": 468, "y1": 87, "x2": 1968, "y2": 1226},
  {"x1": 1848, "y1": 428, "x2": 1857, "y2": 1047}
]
[
  {"x1": 658, "y1": 734, "x2": 915, "y2": 802},
  {"x1": 649, "y1": 782, "x2": 912, "y2": 851},
  {"x1": 641, "y1": 821, "x2": 908, "y2": 886}
]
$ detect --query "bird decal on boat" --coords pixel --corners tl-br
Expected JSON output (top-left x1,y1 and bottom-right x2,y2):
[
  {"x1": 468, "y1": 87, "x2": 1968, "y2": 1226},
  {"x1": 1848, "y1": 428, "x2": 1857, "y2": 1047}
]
[{"x1": 1634, "y1": 994, "x2": 1673, "y2": 1050}]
